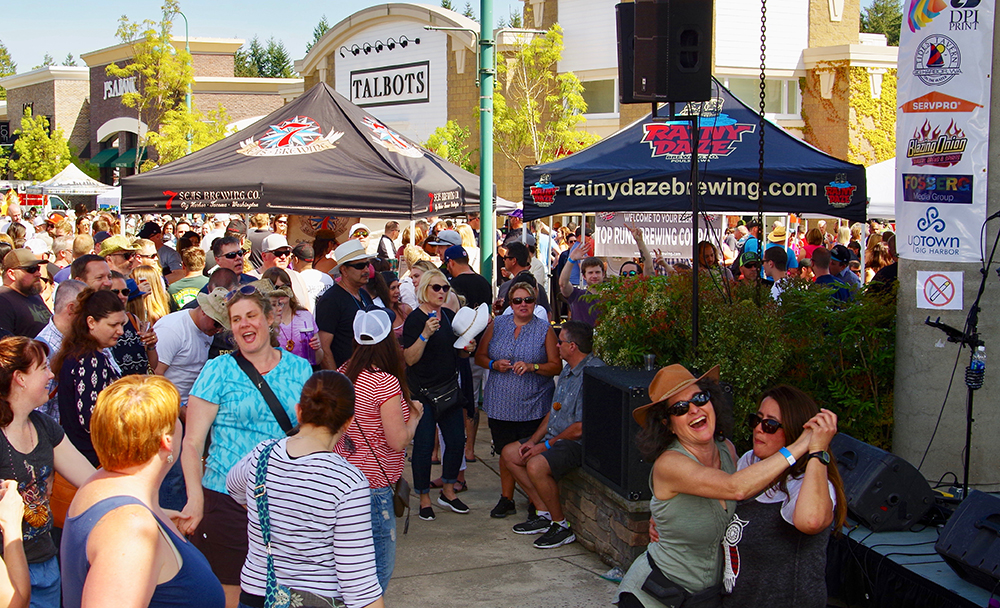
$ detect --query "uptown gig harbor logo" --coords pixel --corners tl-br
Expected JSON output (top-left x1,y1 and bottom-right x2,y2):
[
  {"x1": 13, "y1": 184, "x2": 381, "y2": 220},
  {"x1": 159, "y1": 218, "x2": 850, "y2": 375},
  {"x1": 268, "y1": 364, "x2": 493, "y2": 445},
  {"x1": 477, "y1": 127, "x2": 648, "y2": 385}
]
[{"x1": 909, "y1": 206, "x2": 961, "y2": 254}]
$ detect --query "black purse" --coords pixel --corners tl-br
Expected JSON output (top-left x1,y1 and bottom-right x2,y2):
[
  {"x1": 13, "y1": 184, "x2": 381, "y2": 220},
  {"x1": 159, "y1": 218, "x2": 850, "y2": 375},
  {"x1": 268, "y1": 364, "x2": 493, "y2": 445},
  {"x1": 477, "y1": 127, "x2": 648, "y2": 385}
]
[{"x1": 418, "y1": 373, "x2": 462, "y2": 419}]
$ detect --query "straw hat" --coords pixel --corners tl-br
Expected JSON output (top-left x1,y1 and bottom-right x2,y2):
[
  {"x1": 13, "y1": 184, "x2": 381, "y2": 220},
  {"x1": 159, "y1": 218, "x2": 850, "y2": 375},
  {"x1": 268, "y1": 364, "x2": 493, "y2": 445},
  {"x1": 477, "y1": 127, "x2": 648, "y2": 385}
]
[
  {"x1": 632, "y1": 364, "x2": 720, "y2": 427},
  {"x1": 452, "y1": 303, "x2": 490, "y2": 349},
  {"x1": 334, "y1": 240, "x2": 375, "y2": 268},
  {"x1": 767, "y1": 226, "x2": 787, "y2": 243}
]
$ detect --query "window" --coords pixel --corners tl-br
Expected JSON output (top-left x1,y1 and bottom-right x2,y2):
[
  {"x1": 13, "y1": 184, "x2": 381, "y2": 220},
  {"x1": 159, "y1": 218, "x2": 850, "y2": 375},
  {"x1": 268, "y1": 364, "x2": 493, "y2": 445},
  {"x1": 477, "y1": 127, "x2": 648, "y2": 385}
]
[
  {"x1": 580, "y1": 79, "x2": 617, "y2": 115},
  {"x1": 721, "y1": 77, "x2": 800, "y2": 119}
]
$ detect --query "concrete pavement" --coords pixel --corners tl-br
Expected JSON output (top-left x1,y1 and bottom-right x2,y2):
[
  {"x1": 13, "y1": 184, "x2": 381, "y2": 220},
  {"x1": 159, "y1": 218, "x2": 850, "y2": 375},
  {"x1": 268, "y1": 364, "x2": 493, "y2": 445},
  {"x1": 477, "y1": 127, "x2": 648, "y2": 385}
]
[{"x1": 384, "y1": 417, "x2": 621, "y2": 607}]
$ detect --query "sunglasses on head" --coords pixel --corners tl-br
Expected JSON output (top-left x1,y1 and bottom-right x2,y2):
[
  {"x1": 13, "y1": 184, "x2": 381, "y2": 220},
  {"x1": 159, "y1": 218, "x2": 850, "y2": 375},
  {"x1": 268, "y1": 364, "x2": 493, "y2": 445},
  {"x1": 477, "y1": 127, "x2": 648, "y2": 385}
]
[
  {"x1": 110, "y1": 288, "x2": 131, "y2": 297},
  {"x1": 747, "y1": 412, "x2": 783, "y2": 434},
  {"x1": 221, "y1": 250, "x2": 245, "y2": 260},
  {"x1": 270, "y1": 248, "x2": 292, "y2": 257},
  {"x1": 429, "y1": 283, "x2": 451, "y2": 293},
  {"x1": 666, "y1": 391, "x2": 711, "y2": 417},
  {"x1": 225, "y1": 284, "x2": 257, "y2": 301},
  {"x1": 344, "y1": 261, "x2": 370, "y2": 270},
  {"x1": 511, "y1": 296, "x2": 535, "y2": 305}
]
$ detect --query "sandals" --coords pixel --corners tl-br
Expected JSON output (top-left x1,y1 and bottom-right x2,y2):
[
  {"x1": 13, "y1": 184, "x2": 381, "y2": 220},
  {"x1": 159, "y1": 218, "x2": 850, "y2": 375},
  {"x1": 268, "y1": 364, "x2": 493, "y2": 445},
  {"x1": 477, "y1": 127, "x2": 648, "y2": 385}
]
[{"x1": 429, "y1": 478, "x2": 468, "y2": 492}]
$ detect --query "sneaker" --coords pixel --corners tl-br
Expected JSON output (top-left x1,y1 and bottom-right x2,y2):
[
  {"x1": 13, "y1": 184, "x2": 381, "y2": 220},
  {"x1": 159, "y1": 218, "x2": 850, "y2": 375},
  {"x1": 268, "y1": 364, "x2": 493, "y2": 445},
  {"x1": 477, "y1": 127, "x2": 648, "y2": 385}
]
[
  {"x1": 437, "y1": 494, "x2": 470, "y2": 514},
  {"x1": 512, "y1": 514, "x2": 551, "y2": 535},
  {"x1": 534, "y1": 522, "x2": 576, "y2": 549},
  {"x1": 490, "y1": 496, "x2": 517, "y2": 519},
  {"x1": 419, "y1": 506, "x2": 435, "y2": 521}
]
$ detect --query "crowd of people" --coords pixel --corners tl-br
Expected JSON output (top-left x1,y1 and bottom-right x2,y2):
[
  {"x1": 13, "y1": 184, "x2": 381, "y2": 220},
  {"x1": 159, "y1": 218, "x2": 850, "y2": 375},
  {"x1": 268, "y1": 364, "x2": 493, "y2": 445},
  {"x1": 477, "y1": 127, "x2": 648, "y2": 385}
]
[{"x1": 0, "y1": 202, "x2": 855, "y2": 608}]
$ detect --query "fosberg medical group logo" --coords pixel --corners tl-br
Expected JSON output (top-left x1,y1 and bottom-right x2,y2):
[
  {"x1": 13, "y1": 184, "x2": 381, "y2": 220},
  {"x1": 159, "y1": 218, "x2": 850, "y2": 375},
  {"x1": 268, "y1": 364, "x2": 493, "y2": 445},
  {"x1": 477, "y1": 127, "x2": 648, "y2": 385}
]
[
  {"x1": 913, "y1": 34, "x2": 962, "y2": 86},
  {"x1": 237, "y1": 116, "x2": 343, "y2": 157},
  {"x1": 906, "y1": 119, "x2": 967, "y2": 167},
  {"x1": 529, "y1": 175, "x2": 558, "y2": 207},
  {"x1": 824, "y1": 175, "x2": 857, "y2": 208},
  {"x1": 363, "y1": 116, "x2": 423, "y2": 158}
]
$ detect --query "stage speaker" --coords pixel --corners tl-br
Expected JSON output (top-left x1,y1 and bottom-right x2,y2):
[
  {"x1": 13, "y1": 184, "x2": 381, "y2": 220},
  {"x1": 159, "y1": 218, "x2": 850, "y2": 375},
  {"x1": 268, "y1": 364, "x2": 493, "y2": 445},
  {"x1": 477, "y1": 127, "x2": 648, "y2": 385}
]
[
  {"x1": 616, "y1": 3, "x2": 639, "y2": 104},
  {"x1": 630, "y1": 0, "x2": 713, "y2": 102},
  {"x1": 935, "y1": 490, "x2": 1000, "y2": 591},
  {"x1": 582, "y1": 367, "x2": 658, "y2": 501},
  {"x1": 831, "y1": 434, "x2": 935, "y2": 532}
]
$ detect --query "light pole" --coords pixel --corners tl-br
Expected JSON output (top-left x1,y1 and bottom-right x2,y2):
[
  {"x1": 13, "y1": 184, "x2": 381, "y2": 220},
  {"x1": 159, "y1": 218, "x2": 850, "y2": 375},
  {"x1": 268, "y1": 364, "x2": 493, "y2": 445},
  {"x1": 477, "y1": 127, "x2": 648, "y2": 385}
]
[{"x1": 170, "y1": 9, "x2": 192, "y2": 153}]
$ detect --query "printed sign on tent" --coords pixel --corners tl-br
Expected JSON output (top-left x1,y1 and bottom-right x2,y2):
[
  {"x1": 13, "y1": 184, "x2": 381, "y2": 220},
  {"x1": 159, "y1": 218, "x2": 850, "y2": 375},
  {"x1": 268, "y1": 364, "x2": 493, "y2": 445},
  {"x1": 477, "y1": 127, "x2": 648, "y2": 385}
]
[
  {"x1": 895, "y1": 0, "x2": 994, "y2": 262},
  {"x1": 916, "y1": 270, "x2": 963, "y2": 310},
  {"x1": 594, "y1": 211, "x2": 721, "y2": 259}
]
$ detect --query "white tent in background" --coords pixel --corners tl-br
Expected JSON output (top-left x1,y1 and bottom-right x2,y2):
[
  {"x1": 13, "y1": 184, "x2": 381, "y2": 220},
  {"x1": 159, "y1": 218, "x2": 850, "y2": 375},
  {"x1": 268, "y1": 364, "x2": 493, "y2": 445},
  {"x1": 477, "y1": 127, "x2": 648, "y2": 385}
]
[
  {"x1": 26, "y1": 164, "x2": 112, "y2": 196},
  {"x1": 96, "y1": 187, "x2": 121, "y2": 211},
  {"x1": 866, "y1": 158, "x2": 896, "y2": 220}
]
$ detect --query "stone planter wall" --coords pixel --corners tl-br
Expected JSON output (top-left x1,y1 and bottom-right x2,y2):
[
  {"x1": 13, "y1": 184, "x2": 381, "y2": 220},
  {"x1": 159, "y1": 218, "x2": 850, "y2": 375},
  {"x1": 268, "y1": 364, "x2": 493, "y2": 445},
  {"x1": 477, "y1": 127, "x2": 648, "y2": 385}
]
[{"x1": 559, "y1": 467, "x2": 650, "y2": 569}]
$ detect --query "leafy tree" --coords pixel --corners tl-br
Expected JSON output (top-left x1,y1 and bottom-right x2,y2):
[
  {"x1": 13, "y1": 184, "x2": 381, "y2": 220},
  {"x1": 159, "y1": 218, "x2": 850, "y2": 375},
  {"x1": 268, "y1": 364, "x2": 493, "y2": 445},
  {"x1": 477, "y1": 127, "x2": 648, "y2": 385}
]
[
  {"x1": 861, "y1": 0, "x2": 902, "y2": 46},
  {"x1": 235, "y1": 36, "x2": 293, "y2": 78},
  {"x1": 306, "y1": 15, "x2": 330, "y2": 53},
  {"x1": 9, "y1": 109, "x2": 72, "y2": 181},
  {"x1": 106, "y1": 0, "x2": 193, "y2": 173},
  {"x1": 493, "y1": 24, "x2": 599, "y2": 170},
  {"x1": 62, "y1": 53, "x2": 78, "y2": 67},
  {"x1": 0, "y1": 41, "x2": 16, "y2": 100},
  {"x1": 146, "y1": 103, "x2": 231, "y2": 167},
  {"x1": 425, "y1": 120, "x2": 477, "y2": 173},
  {"x1": 32, "y1": 53, "x2": 56, "y2": 70},
  {"x1": 440, "y1": 0, "x2": 455, "y2": 11}
]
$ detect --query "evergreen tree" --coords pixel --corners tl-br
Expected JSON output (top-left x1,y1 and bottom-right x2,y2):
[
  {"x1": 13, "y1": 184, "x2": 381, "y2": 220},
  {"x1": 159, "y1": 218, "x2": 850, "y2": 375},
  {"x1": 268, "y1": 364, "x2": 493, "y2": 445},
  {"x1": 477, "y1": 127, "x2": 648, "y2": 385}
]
[
  {"x1": 32, "y1": 53, "x2": 56, "y2": 70},
  {"x1": 861, "y1": 0, "x2": 903, "y2": 46},
  {"x1": 62, "y1": 53, "x2": 78, "y2": 67},
  {"x1": 0, "y1": 40, "x2": 16, "y2": 100},
  {"x1": 306, "y1": 15, "x2": 330, "y2": 53},
  {"x1": 264, "y1": 38, "x2": 294, "y2": 78},
  {"x1": 9, "y1": 109, "x2": 72, "y2": 181},
  {"x1": 462, "y1": 2, "x2": 477, "y2": 20},
  {"x1": 440, "y1": 0, "x2": 455, "y2": 11},
  {"x1": 235, "y1": 36, "x2": 293, "y2": 78}
]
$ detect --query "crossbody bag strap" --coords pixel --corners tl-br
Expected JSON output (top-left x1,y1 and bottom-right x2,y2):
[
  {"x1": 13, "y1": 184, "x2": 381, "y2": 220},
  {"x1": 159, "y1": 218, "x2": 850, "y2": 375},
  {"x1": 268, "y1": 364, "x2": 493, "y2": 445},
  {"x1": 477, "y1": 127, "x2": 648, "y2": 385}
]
[
  {"x1": 232, "y1": 352, "x2": 293, "y2": 434},
  {"x1": 253, "y1": 440, "x2": 282, "y2": 607},
  {"x1": 353, "y1": 417, "x2": 393, "y2": 487}
]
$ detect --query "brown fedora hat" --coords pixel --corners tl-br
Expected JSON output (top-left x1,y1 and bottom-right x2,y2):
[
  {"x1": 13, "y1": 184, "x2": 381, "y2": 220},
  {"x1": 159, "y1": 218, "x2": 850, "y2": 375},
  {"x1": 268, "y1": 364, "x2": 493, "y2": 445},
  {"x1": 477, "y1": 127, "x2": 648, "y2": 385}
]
[{"x1": 632, "y1": 364, "x2": 721, "y2": 427}]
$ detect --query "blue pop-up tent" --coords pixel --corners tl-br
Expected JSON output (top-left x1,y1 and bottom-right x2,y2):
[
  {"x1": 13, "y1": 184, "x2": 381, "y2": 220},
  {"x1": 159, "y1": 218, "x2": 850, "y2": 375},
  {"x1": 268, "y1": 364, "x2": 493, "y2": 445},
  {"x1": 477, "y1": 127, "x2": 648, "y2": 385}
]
[{"x1": 523, "y1": 78, "x2": 867, "y2": 222}]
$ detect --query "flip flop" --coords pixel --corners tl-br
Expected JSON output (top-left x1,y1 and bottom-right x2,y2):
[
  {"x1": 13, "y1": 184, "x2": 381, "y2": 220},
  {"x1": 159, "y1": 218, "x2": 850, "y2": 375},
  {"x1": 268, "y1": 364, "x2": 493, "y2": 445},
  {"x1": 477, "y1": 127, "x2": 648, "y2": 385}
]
[
  {"x1": 454, "y1": 480, "x2": 468, "y2": 493},
  {"x1": 429, "y1": 478, "x2": 444, "y2": 488},
  {"x1": 465, "y1": 457, "x2": 477, "y2": 463}
]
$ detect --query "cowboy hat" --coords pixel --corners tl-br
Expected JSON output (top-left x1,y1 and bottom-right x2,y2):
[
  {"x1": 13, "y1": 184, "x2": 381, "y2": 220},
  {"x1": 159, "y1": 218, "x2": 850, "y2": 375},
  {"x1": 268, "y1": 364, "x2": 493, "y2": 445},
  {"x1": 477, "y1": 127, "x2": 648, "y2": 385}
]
[
  {"x1": 632, "y1": 364, "x2": 720, "y2": 427},
  {"x1": 452, "y1": 303, "x2": 490, "y2": 349}
]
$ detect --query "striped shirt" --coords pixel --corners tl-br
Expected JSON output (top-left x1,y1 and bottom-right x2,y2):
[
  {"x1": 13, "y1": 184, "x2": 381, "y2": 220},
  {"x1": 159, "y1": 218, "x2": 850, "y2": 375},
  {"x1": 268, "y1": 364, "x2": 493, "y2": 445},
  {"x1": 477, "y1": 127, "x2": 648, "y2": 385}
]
[
  {"x1": 335, "y1": 368, "x2": 407, "y2": 488},
  {"x1": 226, "y1": 438, "x2": 382, "y2": 607}
]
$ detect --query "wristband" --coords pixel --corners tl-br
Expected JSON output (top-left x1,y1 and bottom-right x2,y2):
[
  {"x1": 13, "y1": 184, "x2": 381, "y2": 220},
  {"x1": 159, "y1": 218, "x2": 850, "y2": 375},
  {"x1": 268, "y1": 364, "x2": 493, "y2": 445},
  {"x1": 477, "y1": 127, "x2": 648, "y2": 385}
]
[
  {"x1": 489, "y1": 359, "x2": 495, "y2": 370},
  {"x1": 544, "y1": 440, "x2": 552, "y2": 450},
  {"x1": 570, "y1": 259, "x2": 580, "y2": 265},
  {"x1": 419, "y1": 334, "x2": 427, "y2": 342},
  {"x1": 779, "y1": 446, "x2": 796, "y2": 466}
]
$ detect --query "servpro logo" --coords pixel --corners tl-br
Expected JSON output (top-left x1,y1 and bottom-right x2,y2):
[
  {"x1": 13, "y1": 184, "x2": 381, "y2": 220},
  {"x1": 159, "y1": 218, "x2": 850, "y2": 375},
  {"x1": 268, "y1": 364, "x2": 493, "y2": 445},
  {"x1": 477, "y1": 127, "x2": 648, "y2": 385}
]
[
  {"x1": 529, "y1": 175, "x2": 558, "y2": 207},
  {"x1": 900, "y1": 91, "x2": 982, "y2": 113}
]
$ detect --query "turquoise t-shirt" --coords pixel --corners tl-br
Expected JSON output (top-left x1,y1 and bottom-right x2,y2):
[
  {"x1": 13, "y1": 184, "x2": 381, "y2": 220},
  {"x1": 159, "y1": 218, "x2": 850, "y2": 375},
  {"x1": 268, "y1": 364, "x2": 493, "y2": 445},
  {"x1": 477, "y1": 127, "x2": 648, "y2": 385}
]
[{"x1": 190, "y1": 350, "x2": 312, "y2": 494}]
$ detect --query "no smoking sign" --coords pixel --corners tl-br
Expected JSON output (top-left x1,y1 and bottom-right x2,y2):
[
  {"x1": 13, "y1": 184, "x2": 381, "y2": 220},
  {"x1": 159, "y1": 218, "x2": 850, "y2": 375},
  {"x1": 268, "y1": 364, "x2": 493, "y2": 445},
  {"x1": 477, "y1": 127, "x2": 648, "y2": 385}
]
[{"x1": 917, "y1": 271, "x2": 964, "y2": 310}]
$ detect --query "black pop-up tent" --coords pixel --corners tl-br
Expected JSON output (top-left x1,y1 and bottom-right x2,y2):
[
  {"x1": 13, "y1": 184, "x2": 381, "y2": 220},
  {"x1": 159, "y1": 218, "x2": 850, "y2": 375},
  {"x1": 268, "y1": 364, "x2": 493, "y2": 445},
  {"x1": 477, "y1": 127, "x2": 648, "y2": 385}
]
[
  {"x1": 523, "y1": 78, "x2": 867, "y2": 222},
  {"x1": 122, "y1": 83, "x2": 481, "y2": 218}
]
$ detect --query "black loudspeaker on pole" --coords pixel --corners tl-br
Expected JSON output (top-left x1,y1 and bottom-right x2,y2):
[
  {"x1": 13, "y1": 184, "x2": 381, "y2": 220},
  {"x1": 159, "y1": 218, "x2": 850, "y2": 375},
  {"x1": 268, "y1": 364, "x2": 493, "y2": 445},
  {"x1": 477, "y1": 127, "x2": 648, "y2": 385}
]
[{"x1": 616, "y1": 0, "x2": 714, "y2": 104}]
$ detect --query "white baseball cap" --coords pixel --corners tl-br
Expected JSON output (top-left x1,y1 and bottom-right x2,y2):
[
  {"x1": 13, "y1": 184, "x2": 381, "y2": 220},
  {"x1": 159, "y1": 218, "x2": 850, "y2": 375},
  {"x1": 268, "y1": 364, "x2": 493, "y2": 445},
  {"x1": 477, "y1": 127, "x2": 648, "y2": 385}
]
[
  {"x1": 353, "y1": 309, "x2": 392, "y2": 345},
  {"x1": 262, "y1": 234, "x2": 290, "y2": 252}
]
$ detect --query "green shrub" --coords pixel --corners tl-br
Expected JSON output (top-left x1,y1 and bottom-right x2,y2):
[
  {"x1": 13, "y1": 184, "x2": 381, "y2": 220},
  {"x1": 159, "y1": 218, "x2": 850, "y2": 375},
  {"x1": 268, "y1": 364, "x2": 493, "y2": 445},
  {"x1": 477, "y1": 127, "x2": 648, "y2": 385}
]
[{"x1": 591, "y1": 274, "x2": 896, "y2": 452}]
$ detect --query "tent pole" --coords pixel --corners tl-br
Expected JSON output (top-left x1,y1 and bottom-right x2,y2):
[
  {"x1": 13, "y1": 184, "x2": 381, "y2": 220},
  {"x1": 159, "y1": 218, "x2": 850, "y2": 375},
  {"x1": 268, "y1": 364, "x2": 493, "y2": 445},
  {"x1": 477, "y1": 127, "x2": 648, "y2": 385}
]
[{"x1": 690, "y1": 112, "x2": 700, "y2": 353}]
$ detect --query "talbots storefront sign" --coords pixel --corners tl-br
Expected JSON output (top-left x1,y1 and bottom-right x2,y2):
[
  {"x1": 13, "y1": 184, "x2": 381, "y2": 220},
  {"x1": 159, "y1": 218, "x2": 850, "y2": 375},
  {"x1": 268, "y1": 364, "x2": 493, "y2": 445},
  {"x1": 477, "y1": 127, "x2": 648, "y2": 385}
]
[{"x1": 350, "y1": 61, "x2": 430, "y2": 108}]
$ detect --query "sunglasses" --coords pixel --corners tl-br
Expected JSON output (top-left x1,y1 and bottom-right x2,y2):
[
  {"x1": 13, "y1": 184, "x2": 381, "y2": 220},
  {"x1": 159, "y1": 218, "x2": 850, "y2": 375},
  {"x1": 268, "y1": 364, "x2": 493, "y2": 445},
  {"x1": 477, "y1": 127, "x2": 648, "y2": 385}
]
[
  {"x1": 344, "y1": 261, "x2": 370, "y2": 270},
  {"x1": 270, "y1": 248, "x2": 292, "y2": 257},
  {"x1": 211, "y1": 319, "x2": 224, "y2": 330},
  {"x1": 352, "y1": 230, "x2": 370, "y2": 238},
  {"x1": 225, "y1": 284, "x2": 257, "y2": 301},
  {"x1": 666, "y1": 391, "x2": 711, "y2": 417},
  {"x1": 113, "y1": 251, "x2": 136, "y2": 261},
  {"x1": 622, "y1": 270, "x2": 638, "y2": 277},
  {"x1": 18, "y1": 265, "x2": 41, "y2": 275},
  {"x1": 511, "y1": 296, "x2": 535, "y2": 305},
  {"x1": 747, "y1": 413, "x2": 783, "y2": 434},
  {"x1": 139, "y1": 253, "x2": 158, "y2": 260},
  {"x1": 429, "y1": 283, "x2": 451, "y2": 293},
  {"x1": 221, "y1": 250, "x2": 245, "y2": 260},
  {"x1": 110, "y1": 288, "x2": 131, "y2": 297}
]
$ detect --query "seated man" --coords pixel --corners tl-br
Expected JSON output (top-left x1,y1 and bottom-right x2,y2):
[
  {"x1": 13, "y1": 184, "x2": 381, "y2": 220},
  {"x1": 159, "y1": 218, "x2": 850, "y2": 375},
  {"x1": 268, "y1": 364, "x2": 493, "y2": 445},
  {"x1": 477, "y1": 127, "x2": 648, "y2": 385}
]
[{"x1": 496, "y1": 321, "x2": 605, "y2": 549}]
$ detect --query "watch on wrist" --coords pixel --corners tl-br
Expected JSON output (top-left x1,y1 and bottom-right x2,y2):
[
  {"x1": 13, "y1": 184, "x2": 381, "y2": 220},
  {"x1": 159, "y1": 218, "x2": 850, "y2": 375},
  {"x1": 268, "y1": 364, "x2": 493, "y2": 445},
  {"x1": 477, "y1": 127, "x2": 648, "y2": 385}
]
[
  {"x1": 806, "y1": 450, "x2": 831, "y2": 465},
  {"x1": 533, "y1": 363, "x2": 539, "y2": 372}
]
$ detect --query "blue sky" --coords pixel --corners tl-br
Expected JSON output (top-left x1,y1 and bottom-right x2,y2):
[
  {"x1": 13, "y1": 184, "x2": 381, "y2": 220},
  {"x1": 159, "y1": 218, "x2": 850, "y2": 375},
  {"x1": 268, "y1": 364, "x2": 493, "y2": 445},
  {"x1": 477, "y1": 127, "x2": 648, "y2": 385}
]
[{"x1": 3, "y1": 0, "x2": 524, "y2": 73}]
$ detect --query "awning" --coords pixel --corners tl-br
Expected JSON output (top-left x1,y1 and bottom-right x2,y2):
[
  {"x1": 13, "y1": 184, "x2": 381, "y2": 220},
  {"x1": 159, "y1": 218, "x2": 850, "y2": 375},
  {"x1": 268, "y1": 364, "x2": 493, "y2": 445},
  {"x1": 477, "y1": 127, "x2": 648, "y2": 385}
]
[
  {"x1": 111, "y1": 148, "x2": 147, "y2": 168},
  {"x1": 89, "y1": 148, "x2": 121, "y2": 168}
]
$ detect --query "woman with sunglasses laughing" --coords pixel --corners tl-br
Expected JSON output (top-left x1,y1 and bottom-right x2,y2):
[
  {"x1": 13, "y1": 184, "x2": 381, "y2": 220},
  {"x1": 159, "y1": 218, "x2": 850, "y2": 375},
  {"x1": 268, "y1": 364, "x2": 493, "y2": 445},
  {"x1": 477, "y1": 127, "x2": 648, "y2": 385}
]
[
  {"x1": 722, "y1": 386, "x2": 844, "y2": 608},
  {"x1": 617, "y1": 365, "x2": 827, "y2": 608}
]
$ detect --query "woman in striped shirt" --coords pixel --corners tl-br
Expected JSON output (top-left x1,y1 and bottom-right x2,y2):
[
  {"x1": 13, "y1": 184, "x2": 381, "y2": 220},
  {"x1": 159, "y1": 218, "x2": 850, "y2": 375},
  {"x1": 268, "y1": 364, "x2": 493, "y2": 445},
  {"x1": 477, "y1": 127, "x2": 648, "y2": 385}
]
[
  {"x1": 227, "y1": 371, "x2": 384, "y2": 608},
  {"x1": 338, "y1": 309, "x2": 424, "y2": 590}
]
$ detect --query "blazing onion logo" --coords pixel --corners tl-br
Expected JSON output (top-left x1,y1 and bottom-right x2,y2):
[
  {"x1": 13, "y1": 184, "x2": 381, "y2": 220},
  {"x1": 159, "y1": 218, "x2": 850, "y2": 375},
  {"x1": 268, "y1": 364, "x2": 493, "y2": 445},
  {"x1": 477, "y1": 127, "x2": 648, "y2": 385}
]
[
  {"x1": 363, "y1": 116, "x2": 423, "y2": 158},
  {"x1": 907, "y1": 119, "x2": 967, "y2": 167},
  {"x1": 237, "y1": 116, "x2": 343, "y2": 157},
  {"x1": 825, "y1": 174, "x2": 857, "y2": 208},
  {"x1": 529, "y1": 174, "x2": 558, "y2": 207}
]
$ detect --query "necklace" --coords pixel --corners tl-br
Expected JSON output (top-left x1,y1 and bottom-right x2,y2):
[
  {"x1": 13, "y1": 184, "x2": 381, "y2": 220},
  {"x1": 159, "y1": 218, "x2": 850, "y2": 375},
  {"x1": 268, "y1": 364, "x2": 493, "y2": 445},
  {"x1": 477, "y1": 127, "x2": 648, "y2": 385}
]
[{"x1": 278, "y1": 323, "x2": 295, "y2": 352}]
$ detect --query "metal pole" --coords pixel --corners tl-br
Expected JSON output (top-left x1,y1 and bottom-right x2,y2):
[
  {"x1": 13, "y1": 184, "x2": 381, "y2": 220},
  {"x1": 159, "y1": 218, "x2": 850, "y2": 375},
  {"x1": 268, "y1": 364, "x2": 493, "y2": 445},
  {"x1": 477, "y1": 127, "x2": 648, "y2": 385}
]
[
  {"x1": 172, "y1": 10, "x2": 192, "y2": 154},
  {"x1": 479, "y1": 0, "x2": 495, "y2": 285},
  {"x1": 690, "y1": 113, "x2": 700, "y2": 352}
]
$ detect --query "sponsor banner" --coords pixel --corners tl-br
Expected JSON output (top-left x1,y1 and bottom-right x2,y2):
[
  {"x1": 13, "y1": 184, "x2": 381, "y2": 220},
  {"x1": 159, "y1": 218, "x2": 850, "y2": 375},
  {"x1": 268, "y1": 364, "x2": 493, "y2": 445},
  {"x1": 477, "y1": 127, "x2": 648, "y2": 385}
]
[
  {"x1": 896, "y1": 0, "x2": 993, "y2": 262},
  {"x1": 594, "y1": 211, "x2": 722, "y2": 259},
  {"x1": 916, "y1": 270, "x2": 964, "y2": 310}
]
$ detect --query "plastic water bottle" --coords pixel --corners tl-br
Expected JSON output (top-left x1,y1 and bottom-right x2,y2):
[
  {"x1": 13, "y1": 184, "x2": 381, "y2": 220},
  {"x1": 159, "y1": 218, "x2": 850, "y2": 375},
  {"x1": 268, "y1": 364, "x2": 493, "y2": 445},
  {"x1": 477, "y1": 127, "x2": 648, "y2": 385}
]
[{"x1": 967, "y1": 345, "x2": 986, "y2": 390}]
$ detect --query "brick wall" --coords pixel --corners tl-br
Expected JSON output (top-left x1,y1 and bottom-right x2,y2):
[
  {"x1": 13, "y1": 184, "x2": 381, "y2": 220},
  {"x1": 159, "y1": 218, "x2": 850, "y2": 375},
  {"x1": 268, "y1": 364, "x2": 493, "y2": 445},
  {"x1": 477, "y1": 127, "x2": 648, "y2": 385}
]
[
  {"x1": 559, "y1": 468, "x2": 650, "y2": 568},
  {"x1": 6, "y1": 81, "x2": 55, "y2": 134},
  {"x1": 192, "y1": 53, "x2": 235, "y2": 77},
  {"x1": 54, "y1": 79, "x2": 91, "y2": 155},
  {"x1": 193, "y1": 93, "x2": 285, "y2": 122}
]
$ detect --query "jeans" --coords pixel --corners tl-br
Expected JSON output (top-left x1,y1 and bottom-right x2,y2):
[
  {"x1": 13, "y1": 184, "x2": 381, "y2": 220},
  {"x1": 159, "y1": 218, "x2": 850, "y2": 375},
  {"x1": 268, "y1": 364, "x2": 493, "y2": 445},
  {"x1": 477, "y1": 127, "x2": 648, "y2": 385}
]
[
  {"x1": 370, "y1": 486, "x2": 396, "y2": 592},
  {"x1": 412, "y1": 403, "x2": 465, "y2": 493},
  {"x1": 28, "y1": 555, "x2": 60, "y2": 608}
]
